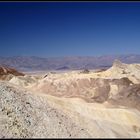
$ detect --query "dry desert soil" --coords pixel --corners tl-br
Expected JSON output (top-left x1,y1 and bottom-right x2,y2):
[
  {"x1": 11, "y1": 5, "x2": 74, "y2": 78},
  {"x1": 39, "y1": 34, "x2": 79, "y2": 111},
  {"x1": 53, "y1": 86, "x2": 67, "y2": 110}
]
[{"x1": 0, "y1": 60, "x2": 140, "y2": 138}]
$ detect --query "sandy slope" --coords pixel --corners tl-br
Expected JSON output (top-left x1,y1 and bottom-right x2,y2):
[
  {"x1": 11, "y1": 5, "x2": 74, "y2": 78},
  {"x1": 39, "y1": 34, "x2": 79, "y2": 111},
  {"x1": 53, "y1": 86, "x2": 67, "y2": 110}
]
[
  {"x1": 0, "y1": 81, "x2": 140, "y2": 138},
  {"x1": 0, "y1": 82, "x2": 90, "y2": 138},
  {"x1": 45, "y1": 94, "x2": 140, "y2": 138}
]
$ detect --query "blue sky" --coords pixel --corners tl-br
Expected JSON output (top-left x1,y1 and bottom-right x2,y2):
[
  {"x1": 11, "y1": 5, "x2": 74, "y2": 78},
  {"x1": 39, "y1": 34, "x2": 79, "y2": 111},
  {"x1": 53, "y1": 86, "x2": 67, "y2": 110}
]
[{"x1": 0, "y1": 2, "x2": 140, "y2": 57}]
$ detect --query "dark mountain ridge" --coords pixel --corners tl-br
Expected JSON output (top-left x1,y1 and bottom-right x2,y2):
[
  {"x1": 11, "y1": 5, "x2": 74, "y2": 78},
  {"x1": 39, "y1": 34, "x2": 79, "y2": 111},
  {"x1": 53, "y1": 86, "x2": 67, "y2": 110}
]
[{"x1": 1, "y1": 54, "x2": 140, "y2": 71}]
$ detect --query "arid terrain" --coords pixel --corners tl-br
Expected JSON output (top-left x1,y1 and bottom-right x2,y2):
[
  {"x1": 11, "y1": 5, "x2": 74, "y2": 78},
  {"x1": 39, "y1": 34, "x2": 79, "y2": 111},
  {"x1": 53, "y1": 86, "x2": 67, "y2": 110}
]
[{"x1": 0, "y1": 59, "x2": 140, "y2": 138}]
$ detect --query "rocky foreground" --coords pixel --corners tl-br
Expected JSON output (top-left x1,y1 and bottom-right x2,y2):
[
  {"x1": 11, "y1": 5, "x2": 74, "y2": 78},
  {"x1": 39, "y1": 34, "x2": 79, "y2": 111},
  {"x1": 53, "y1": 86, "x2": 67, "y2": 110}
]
[{"x1": 0, "y1": 60, "x2": 140, "y2": 138}]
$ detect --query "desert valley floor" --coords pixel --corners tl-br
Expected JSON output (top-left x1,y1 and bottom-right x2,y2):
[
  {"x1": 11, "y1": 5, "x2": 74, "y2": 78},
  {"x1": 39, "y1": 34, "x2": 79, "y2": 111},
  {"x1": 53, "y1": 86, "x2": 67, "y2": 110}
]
[{"x1": 0, "y1": 60, "x2": 140, "y2": 138}]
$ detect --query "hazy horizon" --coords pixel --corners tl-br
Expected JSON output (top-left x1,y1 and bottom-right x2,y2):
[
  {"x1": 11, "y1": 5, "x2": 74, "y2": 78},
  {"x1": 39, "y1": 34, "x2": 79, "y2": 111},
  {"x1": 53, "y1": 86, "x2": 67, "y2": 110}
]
[
  {"x1": 1, "y1": 2, "x2": 140, "y2": 57},
  {"x1": 1, "y1": 53, "x2": 140, "y2": 58}
]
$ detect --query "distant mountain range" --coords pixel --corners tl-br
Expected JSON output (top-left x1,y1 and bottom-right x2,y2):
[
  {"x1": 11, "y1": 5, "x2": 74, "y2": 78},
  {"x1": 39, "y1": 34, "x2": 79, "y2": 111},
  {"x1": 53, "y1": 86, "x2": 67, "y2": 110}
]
[{"x1": 1, "y1": 54, "x2": 140, "y2": 71}]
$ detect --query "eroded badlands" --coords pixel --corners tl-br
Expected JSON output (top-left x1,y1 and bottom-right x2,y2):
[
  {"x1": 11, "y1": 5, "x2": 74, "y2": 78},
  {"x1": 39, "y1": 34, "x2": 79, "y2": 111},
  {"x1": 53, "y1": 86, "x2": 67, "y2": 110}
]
[{"x1": 0, "y1": 60, "x2": 140, "y2": 138}]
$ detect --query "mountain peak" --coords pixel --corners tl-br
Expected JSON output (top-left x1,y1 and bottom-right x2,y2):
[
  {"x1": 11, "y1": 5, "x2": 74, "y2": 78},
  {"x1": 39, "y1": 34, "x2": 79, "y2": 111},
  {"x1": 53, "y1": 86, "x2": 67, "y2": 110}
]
[{"x1": 113, "y1": 59, "x2": 124, "y2": 67}]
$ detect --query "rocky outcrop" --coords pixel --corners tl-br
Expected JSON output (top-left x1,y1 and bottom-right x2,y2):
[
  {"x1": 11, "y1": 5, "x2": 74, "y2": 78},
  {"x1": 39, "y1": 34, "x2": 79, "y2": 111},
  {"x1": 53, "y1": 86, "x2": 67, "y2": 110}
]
[
  {"x1": 108, "y1": 83, "x2": 140, "y2": 111},
  {"x1": 0, "y1": 66, "x2": 24, "y2": 76},
  {"x1": 102, "y1": 59, "x2": 140, "y2": 84},
  {"x1": 112, "y1": 59, "x2": 126, "y2": 68},
  {"x1": 0, "y1": 66, "x2": 24, "y2": 80}
]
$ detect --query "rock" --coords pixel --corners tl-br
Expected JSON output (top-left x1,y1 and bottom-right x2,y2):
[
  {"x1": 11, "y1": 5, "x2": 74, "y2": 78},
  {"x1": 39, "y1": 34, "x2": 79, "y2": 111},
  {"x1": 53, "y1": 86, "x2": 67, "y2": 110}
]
[{"x1": 0, "y1": 66, "x2": 24, "y2": 81}]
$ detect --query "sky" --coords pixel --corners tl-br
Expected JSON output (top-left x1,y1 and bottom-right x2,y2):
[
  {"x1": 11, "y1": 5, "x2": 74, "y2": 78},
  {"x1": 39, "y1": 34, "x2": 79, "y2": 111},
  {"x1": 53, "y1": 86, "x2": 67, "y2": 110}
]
[{"x1": 0, "y1": 2, "x2": 140, "y2": 57}]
